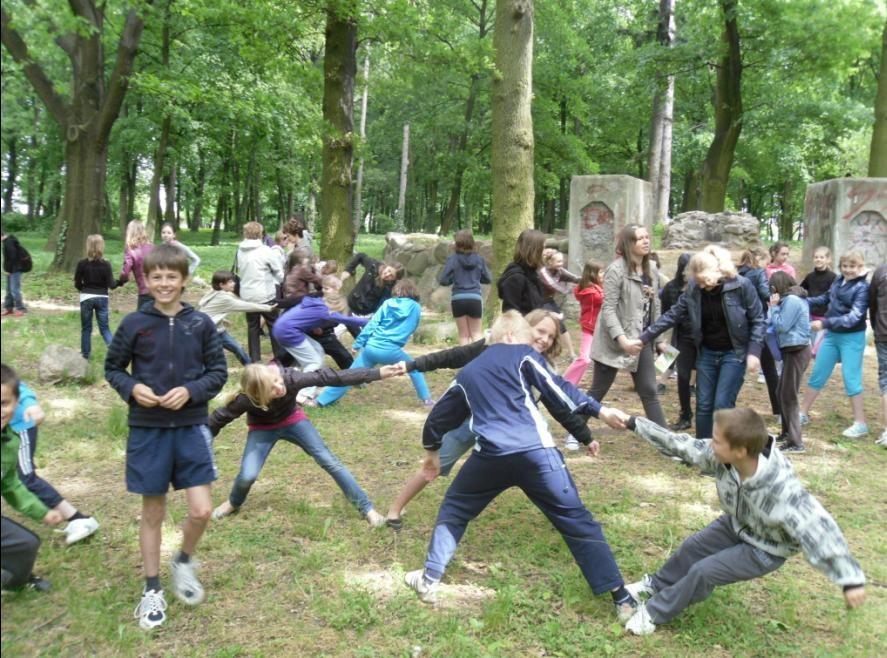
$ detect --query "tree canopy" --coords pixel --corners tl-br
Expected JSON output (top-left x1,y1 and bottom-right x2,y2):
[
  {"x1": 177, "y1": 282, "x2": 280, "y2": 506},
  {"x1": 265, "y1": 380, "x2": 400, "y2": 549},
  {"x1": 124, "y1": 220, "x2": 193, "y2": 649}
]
[{"x1": 2, "y1": 0, "x2": 884, "y2": 268}]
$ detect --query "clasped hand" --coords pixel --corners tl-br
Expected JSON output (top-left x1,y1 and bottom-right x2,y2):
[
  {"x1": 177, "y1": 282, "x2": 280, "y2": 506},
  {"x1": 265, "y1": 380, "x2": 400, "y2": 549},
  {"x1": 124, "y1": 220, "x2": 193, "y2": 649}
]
[{"x1": 132, "y1": 383, "x2": 191, "y2": 410}]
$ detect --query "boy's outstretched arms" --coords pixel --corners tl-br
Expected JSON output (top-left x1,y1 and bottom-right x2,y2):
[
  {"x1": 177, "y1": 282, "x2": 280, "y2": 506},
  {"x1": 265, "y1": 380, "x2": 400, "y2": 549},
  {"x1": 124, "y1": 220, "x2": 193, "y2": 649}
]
[{"x1": 623, "y1": 416, "x2": 719, "y2": 474}]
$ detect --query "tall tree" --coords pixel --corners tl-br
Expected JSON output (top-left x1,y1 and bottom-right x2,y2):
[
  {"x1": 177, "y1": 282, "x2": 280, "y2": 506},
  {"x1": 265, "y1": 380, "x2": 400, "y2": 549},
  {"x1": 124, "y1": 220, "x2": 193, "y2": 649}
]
[
  {"x1": 395, "y1": 121, "x2": 409, "y2": 231},
  {"x1": 352, "y1": 49, "x2": 370, "y2": 236},
  {"x1": 648, "y1": 0, "x2": 676, "y2": 222},
  {"x1": 1, "y1": 1, "x2": 151, "y2": 270},
  {"x1": 490, "y1": 0, "x2": 534, "y2": 312},
  {"x1": 869, "y1": 18, "x2": 887, "y2": 177},
  {"x1": 319, "y1": 1, "x2": 357, "y2": 264},
  {"x1": 699, "y1": 0, "x2": 742, "y2": 212}
]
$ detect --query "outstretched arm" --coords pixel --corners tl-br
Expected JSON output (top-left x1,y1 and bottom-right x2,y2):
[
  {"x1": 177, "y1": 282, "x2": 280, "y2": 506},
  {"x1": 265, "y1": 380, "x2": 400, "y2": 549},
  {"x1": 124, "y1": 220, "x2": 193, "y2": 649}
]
[
  {"x1": 422, "y1": 384, "x2": 471, "y2": 451},
  {"x1": 626, "y1": 416, "x2": 719, "y2": 474}
]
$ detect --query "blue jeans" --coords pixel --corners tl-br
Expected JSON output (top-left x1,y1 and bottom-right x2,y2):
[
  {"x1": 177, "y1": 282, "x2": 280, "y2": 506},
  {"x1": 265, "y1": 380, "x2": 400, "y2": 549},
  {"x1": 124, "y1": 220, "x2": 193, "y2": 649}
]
[
  {"x1": 424, "y1": 448, "x2": 624, "y2": 595},
  {"x1": 438, "y1": 420, "x2": 477, "y2": 477},
  {"x1": 4, "y1": 271, "x2": 24, "y2": 310},
  {"x1": 228, "y1": 420, "x2": 374, "y2": 516},
  {"x1": 219, "y1": 330, "x2": 251, "y2": 365},
  {"x1": 694, "y1": 347, "x2": 747, "y2": 439},
  {"x1": 316, "y1": 344, "x2": 431, "y2": 406},
  {"x1": 80, "y1": 296, "x2": 113, "y2": 359}
]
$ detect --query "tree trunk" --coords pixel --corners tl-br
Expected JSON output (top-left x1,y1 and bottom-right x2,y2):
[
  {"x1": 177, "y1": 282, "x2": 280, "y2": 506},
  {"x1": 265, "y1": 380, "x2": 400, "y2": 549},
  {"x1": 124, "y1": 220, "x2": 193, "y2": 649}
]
[
  {"x1": 1, "y1": 3, "x2": 150, "y2": 269},
  {"x1": 648, "y1": 0, "x2": 676, "y2": 223},
  {"x1": 191, "y1": 148, "x2": 205, "y2": 231},
  {"x1": 319, "y1": 4, "x2": 357, "y2": 263},
  {"x1": 396, "y1": 121, "x2": 409, "y2": 231},
  {"x1": 3, "y1": 137, "x2": 17, "y2": 214},
  {"x1": 778, "y1": 180, "x2": 794, "y2": 240},
  {"x1": 211, "y1": 154, "x2": 230, "y2": 246},
  {"x1": 147, "y1": 115, "x2": 171, "y2": 237},
  {"x1": 868, "y1": 18, "x2": 887, "y2": 176},
  {"x1": 426, "y1": 179, "x2": 438, "y2": 232},
  {"x1": 164, "y1": 156, "x2": 176, "y2": 225},
  {"x1": 352, "y1": 49, "x2": 370, "y2": 236},
  {"x1": 490, "y1": 0, "x2": 534, "y2": 316},
  {"x1": 700, "y1": 0, "x2": 742, "y2": 212},
  {"x1": 681, "y1": 169, "x2": 700, "y2": 212}
]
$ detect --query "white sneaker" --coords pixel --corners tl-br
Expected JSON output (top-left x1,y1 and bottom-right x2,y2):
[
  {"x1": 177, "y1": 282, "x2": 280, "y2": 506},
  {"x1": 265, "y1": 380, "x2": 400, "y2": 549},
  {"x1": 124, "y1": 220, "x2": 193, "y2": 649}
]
[
  {"x1": 134, "y1": 589, "x2": 167, "y2": 630},
  {"x1": 564, "y1": 435, "x2": 580, "y2": 451},
  {"x1": 404, "y1": 569, "x2": 439, "y2": 603},
  {"x1": 63, "y1": 517, "x2": 99, "y2": 545},
  {"x1": 365, "y1": 509, "x2": 386, "y2": 528},
  {"x1": 615, "y1": 598, "x2": 637, "y2": 623},
  {"x1": 625, "y1": 602, "x2": 656, "y2": 635},
  {"x1": 876, "y1": 430, "x2": 887, "y2": 447},
  {"x1": 841, "y1": 422, "x2": 869, "y2": 439},
  {"x1": 625, "y1": 574, "x2": 656, "y2": 600},
  {"x1": 169, "y1": 559, "x2": 205, "y2": 605},
  {"x1": 757, "y1": 373, "x2": 766, "y2": 384},
  {"x1": 799, "y1": 413, "x2": 810, "y2": 426}
]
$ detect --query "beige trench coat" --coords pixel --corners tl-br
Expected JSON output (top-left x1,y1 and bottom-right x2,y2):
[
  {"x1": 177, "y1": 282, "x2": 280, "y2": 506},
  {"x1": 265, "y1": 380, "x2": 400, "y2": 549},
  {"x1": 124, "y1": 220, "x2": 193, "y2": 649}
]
[{"x1": 590, "y1": 257, "x2": 661, "y2": 373}]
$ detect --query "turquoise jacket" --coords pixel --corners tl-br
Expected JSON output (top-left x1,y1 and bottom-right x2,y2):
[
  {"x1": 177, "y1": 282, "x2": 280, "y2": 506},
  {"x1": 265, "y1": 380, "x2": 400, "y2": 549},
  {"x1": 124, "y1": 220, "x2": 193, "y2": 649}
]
[
  {"x1": 10, "y1": 381, "x2": 38, "y2": 433},
  {"x1": 353, "y1": 297, "x2": 422, "y2": 352}
]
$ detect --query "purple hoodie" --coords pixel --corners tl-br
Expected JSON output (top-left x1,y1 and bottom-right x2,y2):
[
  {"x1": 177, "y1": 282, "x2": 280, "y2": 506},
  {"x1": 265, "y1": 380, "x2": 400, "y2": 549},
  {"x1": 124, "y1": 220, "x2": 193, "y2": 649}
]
[
  {"x1": 272, "y1": 296, "x2": 368, "y2": 347},
  {"x1": 119, "y1": 243, "x2": 155, "y2": 294}
]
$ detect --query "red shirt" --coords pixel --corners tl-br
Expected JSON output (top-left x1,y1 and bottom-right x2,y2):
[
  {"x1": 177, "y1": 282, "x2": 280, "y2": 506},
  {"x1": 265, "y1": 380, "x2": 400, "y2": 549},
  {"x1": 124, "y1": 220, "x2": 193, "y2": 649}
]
[{"x1": 574, "y1": 284, "x2": 604, "y2": 333}]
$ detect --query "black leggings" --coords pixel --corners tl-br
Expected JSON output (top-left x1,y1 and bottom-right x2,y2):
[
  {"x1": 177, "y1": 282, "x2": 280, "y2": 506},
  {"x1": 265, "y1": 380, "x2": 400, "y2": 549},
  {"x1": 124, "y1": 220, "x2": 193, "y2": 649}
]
[
  {"x1": 1, "y1": 516, "x2": 40, "y2": 589},
  {"x1": 760, "y1": 344, "x2": 781, "y2": 415},
  {"x1": 675, "y1": 338, "x2": 697, "y2": 420},
  {"x1": 588, "y1": 344, "x2": 668, "y2": 427}
]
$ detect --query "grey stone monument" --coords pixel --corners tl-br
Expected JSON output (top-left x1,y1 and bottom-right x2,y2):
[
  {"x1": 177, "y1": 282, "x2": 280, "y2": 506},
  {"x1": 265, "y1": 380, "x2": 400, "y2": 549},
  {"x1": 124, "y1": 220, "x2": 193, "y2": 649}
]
[
  {"x1": 803, "y1": 178, "x2": 887, "y2": 272},
  {"x1": 568, "y1": 175, "x2": 653, "y2": 272}
]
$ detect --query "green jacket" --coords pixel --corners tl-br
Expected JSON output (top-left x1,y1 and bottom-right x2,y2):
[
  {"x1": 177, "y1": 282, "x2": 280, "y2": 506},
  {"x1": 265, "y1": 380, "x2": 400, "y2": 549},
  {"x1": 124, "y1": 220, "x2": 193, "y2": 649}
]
[{"x1": 1, "y1": 425, "x2": 48, "y2": 522}]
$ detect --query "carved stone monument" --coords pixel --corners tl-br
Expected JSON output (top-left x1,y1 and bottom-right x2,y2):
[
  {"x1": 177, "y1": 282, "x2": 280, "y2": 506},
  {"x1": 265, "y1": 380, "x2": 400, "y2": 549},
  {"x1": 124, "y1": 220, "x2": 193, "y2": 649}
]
[
  {"x1": 803, "y1": 178, "x2": 887, "y2": 272},
  {"x1": 568, "y1": 175, "x2": 653, "y2": 271}
]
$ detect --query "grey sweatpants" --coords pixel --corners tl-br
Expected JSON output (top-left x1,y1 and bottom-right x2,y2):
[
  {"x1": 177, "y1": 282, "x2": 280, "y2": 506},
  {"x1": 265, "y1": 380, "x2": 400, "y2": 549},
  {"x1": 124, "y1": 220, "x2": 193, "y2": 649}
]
[
  {"x1": 646, "y1": 515, "x2": 785, "y2": 624},
  {"x1": 588, "y1": 344, "x2": 668, "y2": 427}
]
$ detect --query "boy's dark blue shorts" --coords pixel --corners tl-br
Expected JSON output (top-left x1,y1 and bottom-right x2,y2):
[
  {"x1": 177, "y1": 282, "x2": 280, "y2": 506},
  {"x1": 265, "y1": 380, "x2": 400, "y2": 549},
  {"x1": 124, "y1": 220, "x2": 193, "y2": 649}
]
[{"x1": 126, "y1": 425, "x2": 217, "y2": 495}]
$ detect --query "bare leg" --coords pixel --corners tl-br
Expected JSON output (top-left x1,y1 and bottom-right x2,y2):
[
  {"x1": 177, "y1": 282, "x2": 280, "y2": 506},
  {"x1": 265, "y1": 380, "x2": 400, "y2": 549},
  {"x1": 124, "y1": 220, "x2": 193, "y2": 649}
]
[
  {"x1": 140, "y1": 495, "x2": 167, "y2": 578},
  {"x1": 801, "y1": 388, "x2": 820, "y2": 415},
  {"x1": 387, "y1": 470, "x2": 431, "y2": 520},
  {"x1": 849, "y1": 393, "x2": 867, "y2": 424},
  {"x1": 181, "y1": 485, "x2": 212, "y2": 556},
  {"x1": 466, "y1": 317, "x2": 483, "y2": 342},
  {"x1": 454, "y1": 316, "x2": 471, "y2": 345}
]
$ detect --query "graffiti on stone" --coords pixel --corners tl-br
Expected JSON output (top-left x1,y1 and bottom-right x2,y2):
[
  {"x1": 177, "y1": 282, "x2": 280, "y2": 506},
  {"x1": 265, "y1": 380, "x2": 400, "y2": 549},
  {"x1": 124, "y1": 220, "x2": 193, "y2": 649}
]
[
  {"x1": 847, "y1": 211, "x2": 887, "y2": 265},
  {"x1": 579, "y1": 201, "x2": 615, "y2": 261}
]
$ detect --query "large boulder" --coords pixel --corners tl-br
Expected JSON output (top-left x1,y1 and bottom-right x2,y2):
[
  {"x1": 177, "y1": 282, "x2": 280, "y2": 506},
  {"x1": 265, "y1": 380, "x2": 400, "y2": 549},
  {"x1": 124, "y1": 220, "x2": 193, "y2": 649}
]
[
  {"x1": 664, "y1": 211, "x2": 761, "y2": 250},
  {"x1": 37, "y1": 344, "x2": 89, "y2": 384}
]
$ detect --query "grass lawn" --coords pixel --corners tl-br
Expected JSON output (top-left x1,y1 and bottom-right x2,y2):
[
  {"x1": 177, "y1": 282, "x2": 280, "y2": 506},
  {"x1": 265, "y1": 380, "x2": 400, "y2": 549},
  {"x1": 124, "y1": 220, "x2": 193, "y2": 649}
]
[{"x1": 0, "y1": 235, "x2": 884, "y2": 656}]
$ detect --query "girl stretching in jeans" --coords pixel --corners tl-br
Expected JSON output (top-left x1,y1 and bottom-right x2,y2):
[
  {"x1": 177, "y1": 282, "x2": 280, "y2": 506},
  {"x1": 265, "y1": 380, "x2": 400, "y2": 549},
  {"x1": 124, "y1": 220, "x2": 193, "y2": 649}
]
[
  {"x1": 315, "y1": 280, "x2": 433, "y2": 407},
  {"x1": 209, "y1": 363, "x2": 398, "y2": 526}
]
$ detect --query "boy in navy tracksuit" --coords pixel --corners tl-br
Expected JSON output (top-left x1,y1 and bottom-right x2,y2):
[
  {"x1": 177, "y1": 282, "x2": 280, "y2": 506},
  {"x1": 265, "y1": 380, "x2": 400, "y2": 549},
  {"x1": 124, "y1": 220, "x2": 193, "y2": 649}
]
[
  {"x1": 105, "y1": 244, "x2": 227, "y2": 630},
  {"x1": 404, "y1": 311, "x2": 638, "y2": 620}
]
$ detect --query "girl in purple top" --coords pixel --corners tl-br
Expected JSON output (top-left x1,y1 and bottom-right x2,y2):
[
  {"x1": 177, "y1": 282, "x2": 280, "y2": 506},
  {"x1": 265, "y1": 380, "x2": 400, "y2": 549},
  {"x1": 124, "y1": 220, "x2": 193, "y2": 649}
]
[{"x1": 118, "y1": 220, "x2": 155, "y2": 309}]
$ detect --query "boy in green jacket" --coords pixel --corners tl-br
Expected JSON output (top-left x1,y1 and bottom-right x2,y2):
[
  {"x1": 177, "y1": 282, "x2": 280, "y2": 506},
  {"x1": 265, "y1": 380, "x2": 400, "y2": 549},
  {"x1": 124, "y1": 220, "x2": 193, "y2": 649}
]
[{"x1": 1, "y1": 363, "x2": 63, "y2": 590}]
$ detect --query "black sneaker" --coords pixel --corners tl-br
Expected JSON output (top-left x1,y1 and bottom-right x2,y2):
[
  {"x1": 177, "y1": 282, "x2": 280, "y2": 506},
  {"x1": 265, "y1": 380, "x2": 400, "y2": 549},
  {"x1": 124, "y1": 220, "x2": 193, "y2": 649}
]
[
  {"x1": 782, "y1": 444, "x2": 806, "y2": 454},
  {"x1": 27, "y1": 575, "x2": 52, "y2": 592},
  {"x1": 670, "y1": 418, "x2": 692, "y2": 431}
]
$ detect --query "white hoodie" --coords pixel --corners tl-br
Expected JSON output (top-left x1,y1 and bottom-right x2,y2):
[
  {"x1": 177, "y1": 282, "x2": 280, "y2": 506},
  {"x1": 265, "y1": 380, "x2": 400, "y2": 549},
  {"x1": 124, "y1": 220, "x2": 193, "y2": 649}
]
[{"x1": 235, "y1": 239, "x2": 283, "y2": 303}]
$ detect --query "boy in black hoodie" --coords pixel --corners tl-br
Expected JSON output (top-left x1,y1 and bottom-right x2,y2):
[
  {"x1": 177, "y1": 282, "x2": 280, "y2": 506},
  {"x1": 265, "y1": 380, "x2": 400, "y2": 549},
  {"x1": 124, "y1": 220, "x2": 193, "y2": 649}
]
[{"x1": 105, "y1": 244, "x2": 227, "y2": 630}]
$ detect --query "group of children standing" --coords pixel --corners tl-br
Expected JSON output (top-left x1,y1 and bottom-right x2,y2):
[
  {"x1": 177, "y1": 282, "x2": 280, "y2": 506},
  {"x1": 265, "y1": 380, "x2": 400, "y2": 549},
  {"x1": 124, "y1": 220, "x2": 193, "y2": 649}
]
[{"x1": 0, "y1": 223, "x2": 880, "y2": 639}]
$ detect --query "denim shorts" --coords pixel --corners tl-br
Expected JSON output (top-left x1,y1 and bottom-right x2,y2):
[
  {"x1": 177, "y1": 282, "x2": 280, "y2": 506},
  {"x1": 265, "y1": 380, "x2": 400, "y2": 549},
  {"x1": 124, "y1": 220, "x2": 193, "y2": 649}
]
[
  {"x1": 126, "y1": 425, "x2": 217, "y2": 495},
  {"x1": 878, "y1": 341, "x2": 887, "y2": 395}
]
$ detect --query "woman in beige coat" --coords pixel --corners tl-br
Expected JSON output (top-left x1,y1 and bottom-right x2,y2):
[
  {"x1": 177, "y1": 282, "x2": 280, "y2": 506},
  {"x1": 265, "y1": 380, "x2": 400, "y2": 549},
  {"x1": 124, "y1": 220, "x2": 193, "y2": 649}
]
[{"x1": 588, "y1": 224, "x2": 668, "y2": 426}]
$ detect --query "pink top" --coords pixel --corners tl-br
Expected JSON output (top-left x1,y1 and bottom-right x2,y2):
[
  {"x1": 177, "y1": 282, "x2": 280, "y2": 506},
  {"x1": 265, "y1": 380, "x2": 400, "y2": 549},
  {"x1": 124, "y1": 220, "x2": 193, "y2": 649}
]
[
  {"x1": 248, "y1": 407, "x2": 307, "y2": 431},
  {"x1": 120, "y1": 243, "x2": 155, "y2": 294},
  {"x1": 764, "y1": 262, "x2": 796, "y2": 280}
]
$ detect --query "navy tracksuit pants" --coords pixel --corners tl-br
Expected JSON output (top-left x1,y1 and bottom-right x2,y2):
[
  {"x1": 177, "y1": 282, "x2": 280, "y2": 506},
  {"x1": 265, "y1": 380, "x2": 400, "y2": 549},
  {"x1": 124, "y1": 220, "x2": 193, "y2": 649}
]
[{"x1": 424, "y1": 447, "x2": 624, "y2": 595}]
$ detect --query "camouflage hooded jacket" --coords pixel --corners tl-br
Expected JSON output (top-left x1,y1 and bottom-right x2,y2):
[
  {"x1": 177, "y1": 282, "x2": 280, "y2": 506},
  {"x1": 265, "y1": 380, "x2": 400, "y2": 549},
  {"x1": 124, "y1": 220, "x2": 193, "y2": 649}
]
[{"x1": 631, "y1": 417, "x2": 865, "y2": 588}]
